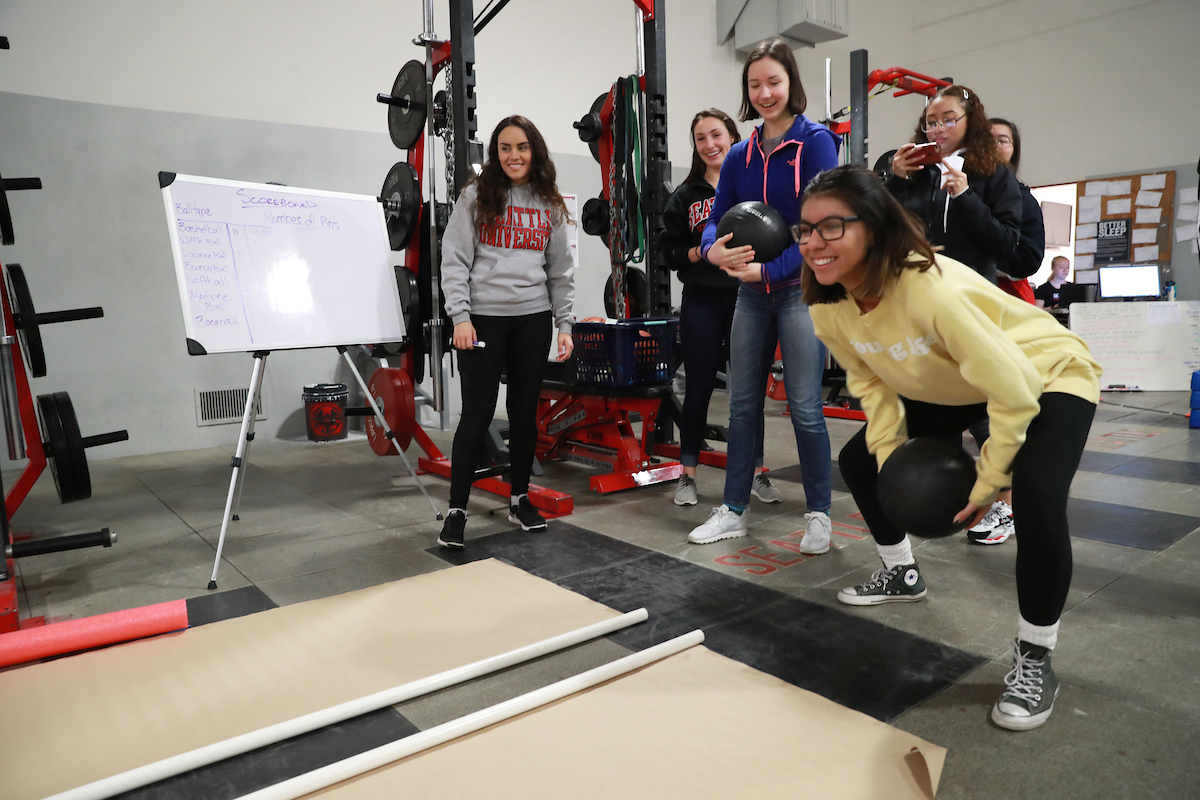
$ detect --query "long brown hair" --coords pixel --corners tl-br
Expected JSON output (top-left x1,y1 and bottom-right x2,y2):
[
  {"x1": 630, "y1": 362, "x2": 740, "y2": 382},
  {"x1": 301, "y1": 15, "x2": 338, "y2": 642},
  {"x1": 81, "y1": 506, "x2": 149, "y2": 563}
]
[
  {"x1": 683, "y1": 109, "x2": 741, "y2": 186},
  {"x1": 800, "y1": 165, "x2": 939, "y2": 306},
  {"x1": 471, "y1": 115, "x2": 571, "y2": 231},
  {"x1": 738, "y1": 38, "x2": 807, "y2": 122},
  {"x1": 911, "y1": 85, "x2": 1003, "y2": 177}
]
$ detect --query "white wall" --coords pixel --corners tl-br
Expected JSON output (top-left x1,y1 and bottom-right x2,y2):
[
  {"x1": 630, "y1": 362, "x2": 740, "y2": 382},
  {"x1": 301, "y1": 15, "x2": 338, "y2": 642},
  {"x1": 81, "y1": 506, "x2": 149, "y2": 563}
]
[{"x1": 1, "y1": 0, "x2": 1198, "y2": 461}]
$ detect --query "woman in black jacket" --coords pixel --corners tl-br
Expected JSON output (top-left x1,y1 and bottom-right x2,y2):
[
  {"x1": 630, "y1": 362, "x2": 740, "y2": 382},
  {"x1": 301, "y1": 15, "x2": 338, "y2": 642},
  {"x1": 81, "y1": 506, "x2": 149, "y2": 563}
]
[
  {"x1": 991, "y1": 117, "x2": 1045, "y2": 304},
  {"x1": 661, "y1": 108, "x2": 781, "y2": 508},
  {"x1": 887, "y1": 85, "x2": 1022, "y2": 285}
]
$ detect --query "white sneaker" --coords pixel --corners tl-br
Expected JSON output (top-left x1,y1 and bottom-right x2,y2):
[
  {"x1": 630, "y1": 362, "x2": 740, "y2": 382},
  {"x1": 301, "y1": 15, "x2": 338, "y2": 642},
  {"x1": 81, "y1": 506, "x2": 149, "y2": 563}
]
[
  {"x1": 751, "y1": 473, "x2": 784, "y2": 504},
  {"x1": 687, "y1": 504, "x2": 749, "y2": 544},
  {"x1": 800, "y1": 511, "x2": 831, "y2": 554},
  {"x1": 968, "y1": 500, "x2": 1014, "y2": 545}
]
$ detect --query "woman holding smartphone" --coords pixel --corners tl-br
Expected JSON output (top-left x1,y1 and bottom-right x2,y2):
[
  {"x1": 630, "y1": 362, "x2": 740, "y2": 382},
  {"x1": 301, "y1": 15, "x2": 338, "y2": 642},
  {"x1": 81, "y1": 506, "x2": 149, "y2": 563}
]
[{"x1": 887, "y1": 85, "x2": 1021, "y2": 285}]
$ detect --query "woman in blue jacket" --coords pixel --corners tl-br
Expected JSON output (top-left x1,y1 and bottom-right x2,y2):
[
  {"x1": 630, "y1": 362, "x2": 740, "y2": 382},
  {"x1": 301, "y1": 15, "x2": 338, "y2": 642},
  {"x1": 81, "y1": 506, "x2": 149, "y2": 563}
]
[{"x1": 688, "y1": 38, "x2": 837, "y2": 551}]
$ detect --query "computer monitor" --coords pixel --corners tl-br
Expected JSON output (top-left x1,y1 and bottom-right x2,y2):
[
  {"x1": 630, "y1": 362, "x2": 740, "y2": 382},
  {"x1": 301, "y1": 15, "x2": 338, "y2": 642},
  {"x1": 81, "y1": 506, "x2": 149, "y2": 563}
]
[
  {"x1": 1098, "y1": 265, "x2": 1161, "y2": 299},
  {"x1": 1057, "y1": 283, "x2": 1092, "y2": 308}
]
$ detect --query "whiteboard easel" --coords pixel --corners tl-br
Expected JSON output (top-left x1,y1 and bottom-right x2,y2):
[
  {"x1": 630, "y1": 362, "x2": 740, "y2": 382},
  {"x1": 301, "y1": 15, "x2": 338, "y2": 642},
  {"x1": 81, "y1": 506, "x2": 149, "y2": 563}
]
[{"x1": 160, "y1": 173, "x2": 440, "y2": 588}]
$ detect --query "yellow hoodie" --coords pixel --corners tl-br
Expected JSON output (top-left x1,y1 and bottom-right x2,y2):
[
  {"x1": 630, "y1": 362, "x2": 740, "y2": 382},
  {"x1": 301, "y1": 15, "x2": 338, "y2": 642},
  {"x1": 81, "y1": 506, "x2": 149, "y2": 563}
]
[{"x1": 810, "y1": 254, "x2": 1101, "y2": 507}]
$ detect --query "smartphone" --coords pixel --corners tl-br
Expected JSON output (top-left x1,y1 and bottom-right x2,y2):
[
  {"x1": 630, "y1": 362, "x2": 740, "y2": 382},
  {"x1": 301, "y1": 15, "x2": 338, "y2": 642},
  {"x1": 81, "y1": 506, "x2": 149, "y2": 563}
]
[{"x1": 910, "y1": 142, "x2": 942, "y2": 166}]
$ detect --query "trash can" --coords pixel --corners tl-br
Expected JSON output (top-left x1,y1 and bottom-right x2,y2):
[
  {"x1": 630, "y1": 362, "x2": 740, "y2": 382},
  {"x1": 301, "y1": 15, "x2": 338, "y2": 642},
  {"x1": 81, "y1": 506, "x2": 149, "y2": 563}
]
[{"x1": 302, "y1": 383, "x2": 349, "y2": 441}]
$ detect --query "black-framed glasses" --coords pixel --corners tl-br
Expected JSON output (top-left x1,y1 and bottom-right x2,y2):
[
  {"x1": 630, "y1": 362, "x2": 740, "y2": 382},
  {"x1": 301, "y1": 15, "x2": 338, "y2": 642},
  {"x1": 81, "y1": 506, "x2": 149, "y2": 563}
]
[
  {"x1": 921, "y1": 113, "x2": 965, "y2": 134},
  {"x1": 791, "y1": 216, "x2": 860, "y2": 244}
]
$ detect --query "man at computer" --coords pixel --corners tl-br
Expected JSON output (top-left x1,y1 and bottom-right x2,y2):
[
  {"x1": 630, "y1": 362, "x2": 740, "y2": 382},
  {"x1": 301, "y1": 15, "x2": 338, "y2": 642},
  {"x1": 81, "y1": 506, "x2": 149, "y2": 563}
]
[{"x1": 1035, "y1": 256, "x2": 1073, "y2": 308}]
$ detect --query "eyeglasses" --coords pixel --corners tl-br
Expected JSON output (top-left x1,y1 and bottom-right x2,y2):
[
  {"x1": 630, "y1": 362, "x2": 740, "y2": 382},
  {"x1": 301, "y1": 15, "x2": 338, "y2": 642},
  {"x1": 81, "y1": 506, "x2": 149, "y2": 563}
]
[
  {"x1": 995, "y1": 136, "x2": 1013, "y2": 146},
  {"x1": 921, "y1": 113, "x2": 965, "y2": 134},
  {"x1": 791, "y1": 216, "x2": 861, "y2": 244}
]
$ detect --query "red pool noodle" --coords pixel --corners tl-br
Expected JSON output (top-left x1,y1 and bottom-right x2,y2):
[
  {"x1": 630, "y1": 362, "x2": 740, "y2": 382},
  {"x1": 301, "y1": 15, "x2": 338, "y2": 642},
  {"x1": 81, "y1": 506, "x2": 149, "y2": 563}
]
[{"x1": 0, "y1": 599, "x2": 189, "y2": 668}]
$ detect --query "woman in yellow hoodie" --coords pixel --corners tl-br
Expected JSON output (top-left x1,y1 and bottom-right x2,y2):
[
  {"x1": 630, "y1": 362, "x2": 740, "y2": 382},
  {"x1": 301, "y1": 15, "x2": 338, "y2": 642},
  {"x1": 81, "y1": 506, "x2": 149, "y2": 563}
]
[{"x1": 796, "y1": 165, "x2": 1101, "y2": 732}]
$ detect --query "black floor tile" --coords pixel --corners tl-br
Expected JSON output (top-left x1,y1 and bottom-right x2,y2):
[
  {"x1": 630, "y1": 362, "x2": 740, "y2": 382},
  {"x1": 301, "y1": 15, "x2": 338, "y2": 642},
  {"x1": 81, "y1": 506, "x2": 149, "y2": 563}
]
[
  {"x1": 1077, "y1": 450, "x2": 1139, "y2": 474},
  {"x1": 1068, "y1": 498, "x2": 1200, "y2": 551},
  {"x1": 702, "y1": 599, "x2": 986, "y2": 722},
  {"x1": 186, "y1": 585, "x2": 278, "y2": 627},
  {"x1": 769, "y1": 461, "x2": 851, "y2": 494},
  {"x1": 429, "y1": 520, "x2": 648, "y2": 582},
  {"x1": 430, "y1": 521, "x2": 986, "y2": 722},
  {"x1": 115, "y1": 708, "x2": 418, "y2": 800},
  {"x1": 1108, "y1": 456, "x2": 1200, "y2": 485}
]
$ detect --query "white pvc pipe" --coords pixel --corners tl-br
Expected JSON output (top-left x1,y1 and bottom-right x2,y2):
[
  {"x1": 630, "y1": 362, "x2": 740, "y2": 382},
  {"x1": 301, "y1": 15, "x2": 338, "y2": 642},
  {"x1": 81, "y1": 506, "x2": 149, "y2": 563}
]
[
  {"x1": 236, "y1": 629, "x2": 705, "y2": 800},
  {"x1": 47, "y1": 609, "x2": 650, "y2": 800}
]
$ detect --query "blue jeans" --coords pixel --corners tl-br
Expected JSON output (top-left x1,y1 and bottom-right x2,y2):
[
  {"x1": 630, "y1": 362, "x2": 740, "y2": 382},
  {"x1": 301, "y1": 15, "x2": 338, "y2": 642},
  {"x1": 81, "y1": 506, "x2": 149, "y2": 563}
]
[
  {"x1": 723, "y1": 283, "x2": 832, "y2": 512},
  {"x1": 678, "y1": 290, "x2": 770, "y2": 470}
]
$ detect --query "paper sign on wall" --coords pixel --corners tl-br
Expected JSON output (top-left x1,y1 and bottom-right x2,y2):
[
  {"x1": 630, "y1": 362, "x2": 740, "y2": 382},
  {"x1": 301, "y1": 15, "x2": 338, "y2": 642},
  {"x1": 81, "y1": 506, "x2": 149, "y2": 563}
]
[
  {"x1": 1084, "y1": 181, "x2": 1107, "y2": 196},
  {"x1": 1135, "y1": 190, "x2": 1162, "y2": 207},
  {"x1": 1141, "y1": 174, "x2": 1167, "y2": 191},
  {"x1": 1177, "y1": 204, "x2": 1199, "y2": 222},
  {"x1": 1107, "y1": 198, "x2": 1132, "y2": 215},
  {"x1": 1075, "y1": 238, "x2": 1097, "y2": 254},
  {"x1": 1136, "y1": 207, "x2": 1162, "y2": 224},
  {"x1": 1132, "y1": 228, "x2": 1157, "y2": 244},
  {"x1": 1180, "y1": 187, "x2": 1199, "y2": 205},
  {"x1": 1176, "y1": 226, "x2": 1198, "y2": 243},
  {"x1": 1076, "y1": 223, "x2": 1097, "y2": 239},
  {"x1": 1075, "y1": 254, "x2": 1095, "y2": 270},
  {"x1": 1108, "y1": 179, "x2": 1132, "y2": 195},
  {"x1": 1133, "y1": 245, "x2": 1159, "y2": 262}
]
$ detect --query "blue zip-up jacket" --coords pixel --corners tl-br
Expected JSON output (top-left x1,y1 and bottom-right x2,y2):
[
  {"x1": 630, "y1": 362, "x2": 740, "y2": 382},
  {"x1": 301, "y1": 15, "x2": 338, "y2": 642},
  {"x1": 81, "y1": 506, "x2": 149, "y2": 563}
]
[{"x1": 700, "y1": 114, "x2": 839, "y2": 290}]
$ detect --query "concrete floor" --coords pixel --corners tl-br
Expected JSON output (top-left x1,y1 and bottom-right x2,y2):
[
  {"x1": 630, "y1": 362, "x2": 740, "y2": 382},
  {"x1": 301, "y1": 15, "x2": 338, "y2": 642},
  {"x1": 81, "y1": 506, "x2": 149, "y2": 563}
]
[{"x1": 6, "y1": 389, "x2": 1200, "y2": 798}]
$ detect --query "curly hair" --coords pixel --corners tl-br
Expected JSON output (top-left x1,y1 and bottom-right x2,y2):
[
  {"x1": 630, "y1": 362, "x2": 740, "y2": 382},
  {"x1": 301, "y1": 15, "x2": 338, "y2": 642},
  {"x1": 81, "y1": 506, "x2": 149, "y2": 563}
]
[
  {"x1": 911, "y1": 85, "x2": 1003, "y2": 177},
  {"x1": 683, "y1": 108, "x2": 741, "y2": 186},
  {"x1": 471, "y1": 115, "x2": 571, "y2": 231},
  {"x1": 800, "y1": 165, "x2": 940, "y2": 306}
]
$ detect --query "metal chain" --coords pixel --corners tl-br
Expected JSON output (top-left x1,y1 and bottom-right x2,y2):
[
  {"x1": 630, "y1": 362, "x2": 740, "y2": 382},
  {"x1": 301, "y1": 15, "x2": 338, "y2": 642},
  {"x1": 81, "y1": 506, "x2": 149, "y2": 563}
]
[
  {"x1": 443, "y1": 72, "x2": 456, "y2": 202},
  {"x1": 607, "y1": 80, "x2": 628, "y2": 319}
]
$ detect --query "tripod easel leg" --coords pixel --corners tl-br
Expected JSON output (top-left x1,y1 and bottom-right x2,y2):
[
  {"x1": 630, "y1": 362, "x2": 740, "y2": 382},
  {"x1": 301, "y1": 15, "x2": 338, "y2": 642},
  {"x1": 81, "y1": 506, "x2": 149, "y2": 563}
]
[
  {"x1": 338, "y1": 349, "x2": 441, "y2": 520},
  {"x1": 208, "y1": 352, "x2": 269, "y2": 590}
]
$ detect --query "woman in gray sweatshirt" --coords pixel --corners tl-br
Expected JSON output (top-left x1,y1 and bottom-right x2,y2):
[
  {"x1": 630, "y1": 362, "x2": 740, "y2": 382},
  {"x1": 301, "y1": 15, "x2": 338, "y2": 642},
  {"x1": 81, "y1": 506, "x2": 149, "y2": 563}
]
[{"x1": 436, "y1": 115, "x2": 575, "y2": 549}]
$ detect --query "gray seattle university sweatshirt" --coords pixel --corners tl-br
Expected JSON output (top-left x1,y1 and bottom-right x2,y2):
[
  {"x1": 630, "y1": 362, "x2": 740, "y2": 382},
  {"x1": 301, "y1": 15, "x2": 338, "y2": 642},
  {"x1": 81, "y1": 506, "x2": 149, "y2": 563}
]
[{"x1": 440, "y1": 183, "x2": 575, "y2": 333}]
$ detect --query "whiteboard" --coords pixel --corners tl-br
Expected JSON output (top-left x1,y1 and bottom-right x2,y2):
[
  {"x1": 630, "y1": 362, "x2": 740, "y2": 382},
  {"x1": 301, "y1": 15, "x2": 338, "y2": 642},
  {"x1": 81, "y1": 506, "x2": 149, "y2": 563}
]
[
  {"x1": 160, "y1": 173, "x2": 405, "y2": 354},
  {"x1": 1069, "y1": 301, "x2": 1200, "y2": 390}
]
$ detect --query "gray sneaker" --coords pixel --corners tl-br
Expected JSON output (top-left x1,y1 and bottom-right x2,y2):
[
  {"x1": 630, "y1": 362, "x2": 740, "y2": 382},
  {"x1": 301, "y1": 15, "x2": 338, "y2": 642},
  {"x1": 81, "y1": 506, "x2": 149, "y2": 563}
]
[
  {"x1": 674, "y1": 474, "x2": 698, "y2": 506},
  {"x1": 992, "y1": 639, "x2": 1060, "y2": 731},
  {"x1": 751, "y1": 473, "x2": 783, "y2": 504},
  {"x1": 837, "y1": 561, "x2": 927, "y2": 606}
]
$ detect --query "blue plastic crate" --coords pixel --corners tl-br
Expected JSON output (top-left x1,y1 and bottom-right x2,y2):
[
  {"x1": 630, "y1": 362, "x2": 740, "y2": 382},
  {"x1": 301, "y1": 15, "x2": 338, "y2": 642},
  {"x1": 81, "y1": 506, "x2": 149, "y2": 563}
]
[{"x1": 573, "y1": 317, "x2": 678, "y2": 387}]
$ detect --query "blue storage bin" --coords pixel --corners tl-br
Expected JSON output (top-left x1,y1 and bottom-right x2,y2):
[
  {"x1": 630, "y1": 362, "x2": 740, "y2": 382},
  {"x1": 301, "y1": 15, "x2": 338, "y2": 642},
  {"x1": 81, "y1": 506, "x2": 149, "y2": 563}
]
[{"x1": 573, "y1": 317, "x2": 677, "y2": 387}]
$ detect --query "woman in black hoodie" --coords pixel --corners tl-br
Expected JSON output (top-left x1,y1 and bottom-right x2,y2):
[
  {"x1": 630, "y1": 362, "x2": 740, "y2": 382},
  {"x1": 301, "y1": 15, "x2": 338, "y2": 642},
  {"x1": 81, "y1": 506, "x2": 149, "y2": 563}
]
[
  {"x1": 661, "y1": 109, "x2": 782, "y2": 509},
  {"x1": 886, "y1": 85, "x2": 1021, "y2": 285}
]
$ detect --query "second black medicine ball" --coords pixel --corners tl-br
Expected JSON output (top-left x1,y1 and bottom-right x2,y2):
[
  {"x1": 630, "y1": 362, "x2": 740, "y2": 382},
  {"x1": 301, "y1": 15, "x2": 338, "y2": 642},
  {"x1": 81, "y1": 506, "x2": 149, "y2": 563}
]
[
  {"x1": 877, "y1": 437, "x2": 977, "y2": 538},
  {"x1": 715, "y1": 201, "x2": 791, "y2": 263}
]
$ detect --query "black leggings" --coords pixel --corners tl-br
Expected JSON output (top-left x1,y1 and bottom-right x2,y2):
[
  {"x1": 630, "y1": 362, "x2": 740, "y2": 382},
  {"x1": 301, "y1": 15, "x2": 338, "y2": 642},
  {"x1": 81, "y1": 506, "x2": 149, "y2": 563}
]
[
  {"x1": 449, "y1": 311, "x2": 552, "y2": 508},
  {"x1": 839, "y1": 393, "x2": 1096, "y2": 625}
]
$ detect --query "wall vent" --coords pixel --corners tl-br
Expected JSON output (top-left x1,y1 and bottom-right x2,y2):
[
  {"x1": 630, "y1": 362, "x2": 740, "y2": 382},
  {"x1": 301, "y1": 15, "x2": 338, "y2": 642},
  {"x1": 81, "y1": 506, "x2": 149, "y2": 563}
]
[{"x1": 195, "y1": 387, "x2": 267, "y2": 427}]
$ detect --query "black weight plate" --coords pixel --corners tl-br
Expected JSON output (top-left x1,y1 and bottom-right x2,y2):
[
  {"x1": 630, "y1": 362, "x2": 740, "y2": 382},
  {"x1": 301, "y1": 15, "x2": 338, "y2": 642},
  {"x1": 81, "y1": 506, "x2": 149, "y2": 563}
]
[
  {"x1": 604, "y1": 267, "x2": 648, "y2": 319},
  {"x1": 52, "y1": 392, "x2": 91, "y2": 502},
  {"x1": 382, "y1": 162, "x2": 421, "y2": 251},
  {"x1": 36, "y1": 393, "x2": 77, "y2": 503},
  {"x1": 388, "y1": 60, "x2": 428, "y2": 150},
  {"x1": 6, "y1": 263, "x2": 46, "y2": 378},
  {"x1": 586, "y1": 93, "x2": 607, "y2": 164},
  {"x1": 395, "y1": 266, "x2": 419, "y2": 350}
]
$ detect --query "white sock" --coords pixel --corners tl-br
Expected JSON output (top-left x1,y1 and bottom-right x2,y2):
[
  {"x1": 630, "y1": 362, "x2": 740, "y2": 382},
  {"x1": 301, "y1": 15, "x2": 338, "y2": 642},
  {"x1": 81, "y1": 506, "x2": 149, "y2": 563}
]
[
  {"x1": 877, "y1": 538, "x2": 915, "y2": 570},
  {"x1": 1018, "y1": 616, "x2": 1059, "y2": 650}
]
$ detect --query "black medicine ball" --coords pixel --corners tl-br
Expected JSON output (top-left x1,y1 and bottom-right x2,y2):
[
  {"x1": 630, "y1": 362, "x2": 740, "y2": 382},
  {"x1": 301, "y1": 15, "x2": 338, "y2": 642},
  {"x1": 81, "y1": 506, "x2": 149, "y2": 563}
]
[
  {"x1": 715, "y1": 201, "x2": 791, "y2": 264},
  {"x1": 877, "y1": 437, "x2": 977, "y2": 538}
]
